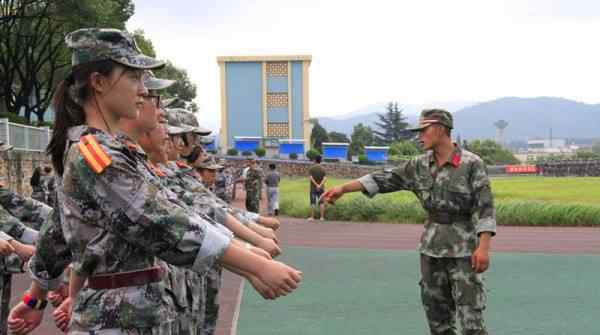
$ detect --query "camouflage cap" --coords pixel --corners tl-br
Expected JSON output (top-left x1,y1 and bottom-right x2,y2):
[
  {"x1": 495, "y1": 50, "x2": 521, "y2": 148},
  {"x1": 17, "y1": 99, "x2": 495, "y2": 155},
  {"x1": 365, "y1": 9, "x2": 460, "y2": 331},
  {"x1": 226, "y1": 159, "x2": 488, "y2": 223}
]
[
  {"x1": 143, "y1": 71, "x2": 175, "y2": 91},
  {"x1": 408, "y1": 109, "x2": 454, "y2": 131},
  {"x1": 65, "y1": 28, "x2": 164, "y2": 70},
  {"x1": 197, "y1": 157, "x2": 223, "y2": 170},
  {"x1": 172, "y1": 108, "x2": 212, "y2": 135},
  {"x1": 161, "y1": 97, "x2": 181, "y2": 109},
  {"x1": 0, "y1": 141, "x2": 13, "y2": 152},
  {"x1": 165, "y1": 108, "x2": 192, "y2": 135}
]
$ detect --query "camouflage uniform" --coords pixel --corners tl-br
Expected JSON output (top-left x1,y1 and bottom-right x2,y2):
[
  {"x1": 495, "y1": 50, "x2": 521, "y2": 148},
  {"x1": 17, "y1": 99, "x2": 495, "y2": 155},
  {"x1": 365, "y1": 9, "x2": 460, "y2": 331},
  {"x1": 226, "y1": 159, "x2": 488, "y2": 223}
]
[
  {"x1": 358, "y1": 110, "x2": 496, "y2": 335},
  {"x1": 160, "y1": 161, "x2": 232, "y2": 335},
  {"x1": 244, "y1": 164, "x2": 263, "y2": 213},
  {"x1": 0, "y1": 186, "x2": 53, "y2": 230},
  {"x1": 30, "y1": 124, "x2": 232, "y2": 335}
]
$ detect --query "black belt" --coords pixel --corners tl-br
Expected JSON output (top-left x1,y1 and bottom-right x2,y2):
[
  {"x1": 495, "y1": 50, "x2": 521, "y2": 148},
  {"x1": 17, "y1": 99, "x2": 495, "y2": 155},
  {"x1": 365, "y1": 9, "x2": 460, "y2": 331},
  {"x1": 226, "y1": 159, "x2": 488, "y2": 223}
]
[{"x1": 428, "y1": 212, "x2": 472, "y2": 225}]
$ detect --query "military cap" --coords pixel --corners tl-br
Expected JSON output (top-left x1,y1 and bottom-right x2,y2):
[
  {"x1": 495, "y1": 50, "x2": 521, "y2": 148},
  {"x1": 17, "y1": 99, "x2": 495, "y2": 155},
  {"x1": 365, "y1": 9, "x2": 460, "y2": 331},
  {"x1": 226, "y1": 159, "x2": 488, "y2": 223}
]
[
  {"x1": 65, "y1": 28, "x2": 164, "y2": 69},
  {"x1": 161, "y1": 97, "x2": 181, "y2": 109},
  {"x1": 165, "y1": 108, "x2": 192, "y2": 135},
  {"x1": 171, "y1": 108, "x2": 212, "y2": 135},
  {"x1": 197, "y1": 157, "x2": 223, "y2": 170},
  {"x1": 0, "y1": 141, "x2": 13, "y2": 152},
  {"x1": 408, "y1": 109, "x2": 454, "y2": 131},
  {"x1": 143, "y1": 71, "x2": 175, "y2": 91}
]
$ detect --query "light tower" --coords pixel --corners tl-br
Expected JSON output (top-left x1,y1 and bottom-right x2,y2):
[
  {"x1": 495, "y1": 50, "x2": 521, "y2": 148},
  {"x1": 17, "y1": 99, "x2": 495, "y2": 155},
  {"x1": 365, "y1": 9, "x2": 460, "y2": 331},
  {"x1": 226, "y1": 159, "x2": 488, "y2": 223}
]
[{"x1": 494, "y1": 120, "x2": 508, "y2": 146}]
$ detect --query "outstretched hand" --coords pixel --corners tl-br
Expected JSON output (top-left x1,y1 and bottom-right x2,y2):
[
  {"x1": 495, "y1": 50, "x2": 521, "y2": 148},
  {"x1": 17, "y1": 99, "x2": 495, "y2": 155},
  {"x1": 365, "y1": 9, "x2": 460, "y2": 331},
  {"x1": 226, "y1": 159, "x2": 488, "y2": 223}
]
[
  {"x1": 321, "y1": 186, "x2": 345, "y2": 205},
  {"x1": 8, "y1": 302, "x2": 43, "y2": 335}
]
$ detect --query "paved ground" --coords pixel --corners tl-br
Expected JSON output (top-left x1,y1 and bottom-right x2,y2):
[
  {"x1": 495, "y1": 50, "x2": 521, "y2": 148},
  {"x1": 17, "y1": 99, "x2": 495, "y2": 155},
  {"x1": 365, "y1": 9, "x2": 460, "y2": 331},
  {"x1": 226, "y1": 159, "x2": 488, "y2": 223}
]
[
  {"x1": 6, "y1": 185, "x2": 598, "y2": 334},
  {"x1": 215, "y1": 217, "x2": 600, "y2": 335}
]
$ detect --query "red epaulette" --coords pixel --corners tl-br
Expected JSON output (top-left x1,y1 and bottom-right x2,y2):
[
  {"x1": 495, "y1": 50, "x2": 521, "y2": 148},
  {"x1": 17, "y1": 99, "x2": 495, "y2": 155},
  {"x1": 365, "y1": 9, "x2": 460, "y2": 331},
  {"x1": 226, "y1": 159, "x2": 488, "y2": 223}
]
[
  {"x1": 78, "y1": 134, "x2": 112, "y2": 174},
  {"x1": 176, "y1": 160, "x2": 191, "y2": 169}
]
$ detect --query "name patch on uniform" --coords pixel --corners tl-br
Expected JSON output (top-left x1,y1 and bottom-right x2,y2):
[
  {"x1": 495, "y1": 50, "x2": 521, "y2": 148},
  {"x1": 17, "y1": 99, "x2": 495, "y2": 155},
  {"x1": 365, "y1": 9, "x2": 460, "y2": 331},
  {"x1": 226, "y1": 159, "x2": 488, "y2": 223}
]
[{"x1": 78, "y1": 134, "x2": 112, "y2": 174}]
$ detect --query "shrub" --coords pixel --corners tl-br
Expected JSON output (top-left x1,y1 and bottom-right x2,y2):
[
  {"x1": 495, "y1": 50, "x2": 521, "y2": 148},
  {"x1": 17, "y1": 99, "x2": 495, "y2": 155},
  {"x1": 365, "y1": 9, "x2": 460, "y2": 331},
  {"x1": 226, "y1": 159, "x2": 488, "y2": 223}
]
[
  {"x1": 306, "y1": 148, "x2": 320, "y2": 161},
  {"x1": 226, "y1": 148, "x2": 238, "y2": 156},
  {"x1": 254, "y1": 147, "x2": 266, "y2": 157},
  {"x1": 289, "y1": 153, "x2": 298, "y2": 160}
]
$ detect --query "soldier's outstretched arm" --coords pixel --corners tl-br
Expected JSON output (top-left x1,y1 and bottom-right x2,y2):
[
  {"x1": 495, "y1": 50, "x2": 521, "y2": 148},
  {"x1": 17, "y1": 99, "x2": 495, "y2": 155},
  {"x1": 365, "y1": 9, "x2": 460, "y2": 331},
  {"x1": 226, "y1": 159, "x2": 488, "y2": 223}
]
[
  {"x1": 323, "y1": 160, "x2": 415, "y2": 204},
  {"x1": 321, "y1": 179, "x2": 364, "y2": 204}
]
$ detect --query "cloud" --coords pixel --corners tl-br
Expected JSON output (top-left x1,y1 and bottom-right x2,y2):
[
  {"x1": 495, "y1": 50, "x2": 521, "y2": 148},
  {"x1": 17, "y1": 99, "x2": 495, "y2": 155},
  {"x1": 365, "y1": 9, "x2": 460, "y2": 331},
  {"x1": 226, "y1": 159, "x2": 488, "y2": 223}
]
[{"x1": 128, "y1": 0, "x2": 600, "y2": 132}]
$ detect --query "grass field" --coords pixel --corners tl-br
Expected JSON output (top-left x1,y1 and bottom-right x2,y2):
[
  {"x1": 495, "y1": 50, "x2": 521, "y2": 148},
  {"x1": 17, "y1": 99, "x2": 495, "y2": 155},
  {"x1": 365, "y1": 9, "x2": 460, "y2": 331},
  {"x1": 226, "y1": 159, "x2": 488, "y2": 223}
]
[
  {"x1": 278, "y1": 177, "x2": 600, "y2": 226},
  {"x1": 238, "y1": 247, "x2": 600, "y2": 335}
]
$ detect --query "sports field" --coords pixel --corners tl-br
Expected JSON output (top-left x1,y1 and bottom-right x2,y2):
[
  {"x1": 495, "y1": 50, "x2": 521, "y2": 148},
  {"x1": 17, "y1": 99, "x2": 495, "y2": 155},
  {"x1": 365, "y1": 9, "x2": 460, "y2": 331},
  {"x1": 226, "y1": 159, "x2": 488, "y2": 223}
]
[{"x1": 238, "y1": 247, "x2": 600, "y2": 335}]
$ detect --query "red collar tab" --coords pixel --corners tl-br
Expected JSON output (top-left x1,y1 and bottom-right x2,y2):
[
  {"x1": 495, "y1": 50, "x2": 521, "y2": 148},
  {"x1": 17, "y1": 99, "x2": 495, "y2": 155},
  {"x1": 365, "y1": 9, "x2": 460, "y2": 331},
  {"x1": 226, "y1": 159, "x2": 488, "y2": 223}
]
[{"x1": 450, "y1": 152, "x2": 461, "y2": 167}]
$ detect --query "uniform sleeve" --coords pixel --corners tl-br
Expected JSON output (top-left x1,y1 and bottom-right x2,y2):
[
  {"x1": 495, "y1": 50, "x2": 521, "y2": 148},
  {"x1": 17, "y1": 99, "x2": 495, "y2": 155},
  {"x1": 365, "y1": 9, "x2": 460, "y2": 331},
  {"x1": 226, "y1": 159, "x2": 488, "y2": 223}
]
[
  {"x1": 0, "y1": 231, "x2": 13, "y2": 241},
  {"x1": 75, "y1": 151, "x2": 232, "y2": 274},
  {"x1": 358, "y1": 159, "x2": 415, "y2": 197},
  {"x1": 0, "y1": 188, "x2": 52, "y2": 230},
  {"x1": 470, "y1": 160, "x2": 497, "y2": 236},
  {"x1": 0, "y1": 205, "x2": 38, "y2": 244},
  {"x1": 28, "y1": 210, "x2": 72, "y2": 290}
]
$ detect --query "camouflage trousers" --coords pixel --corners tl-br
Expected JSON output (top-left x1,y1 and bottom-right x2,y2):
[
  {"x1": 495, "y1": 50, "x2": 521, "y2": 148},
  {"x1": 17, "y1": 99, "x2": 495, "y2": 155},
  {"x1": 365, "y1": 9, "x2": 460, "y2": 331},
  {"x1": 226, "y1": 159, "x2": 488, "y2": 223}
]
[
  {"x1": 187, "y1": 270, "x2": 206, "y2": 335},
  {"x1": 200, "y1": 266, "x2": 223, "y2": 335},
  {"x1": 245, "y1": 193, "x2": 260, "y2": 213},
  {"x1": 419, "y1": 254, "x2": 488, "y2": 335}
]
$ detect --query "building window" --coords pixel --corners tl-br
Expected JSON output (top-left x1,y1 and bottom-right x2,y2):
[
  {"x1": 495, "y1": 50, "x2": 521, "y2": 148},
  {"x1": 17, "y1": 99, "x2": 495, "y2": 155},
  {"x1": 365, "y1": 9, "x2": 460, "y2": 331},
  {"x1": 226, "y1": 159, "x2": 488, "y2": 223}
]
[
  {"x1": 266, "y1": 62, "x2": 288, "y2": 76},
  {"x1": 267, "y1": 122, "x2": 289, "y2": 138},
  {"x1": 267, "y1": 93, "x2": 288, "y2": 107}
]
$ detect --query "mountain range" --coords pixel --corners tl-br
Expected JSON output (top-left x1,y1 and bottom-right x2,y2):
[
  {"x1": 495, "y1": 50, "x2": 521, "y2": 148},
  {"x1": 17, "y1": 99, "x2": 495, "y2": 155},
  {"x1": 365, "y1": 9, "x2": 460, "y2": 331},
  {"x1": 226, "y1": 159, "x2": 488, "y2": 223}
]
[{"x1": 317, "y1": 97, "x2": 600, "y2": 141}]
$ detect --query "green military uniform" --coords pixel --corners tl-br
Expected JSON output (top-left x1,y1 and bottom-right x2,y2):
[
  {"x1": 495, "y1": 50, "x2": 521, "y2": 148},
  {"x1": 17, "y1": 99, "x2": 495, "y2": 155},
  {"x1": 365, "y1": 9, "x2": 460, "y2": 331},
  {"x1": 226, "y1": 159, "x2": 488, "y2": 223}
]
[
  {"x1": 358, "y1": 109, "x2": 496, "y2": 335},
  {"x1": 244, "y1": 163, "x2": 263, "y2": 213}
]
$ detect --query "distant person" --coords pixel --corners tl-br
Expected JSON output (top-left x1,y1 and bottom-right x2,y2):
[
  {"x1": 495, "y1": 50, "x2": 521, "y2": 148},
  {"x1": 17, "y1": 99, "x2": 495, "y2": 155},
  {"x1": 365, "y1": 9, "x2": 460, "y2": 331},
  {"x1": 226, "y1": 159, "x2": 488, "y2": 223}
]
[
  {"x1": 265, "y1": 163, "x2": 280, "y2": 216},
  {"x1": 29, "y1": 167, "x2": 45, "y2": 204},
  {"x1": 308, "y1": 155, "x2": 326, "y2": 221},
  {"x1": 244, "y1": 157, "x2": 263, "y2": 213}
]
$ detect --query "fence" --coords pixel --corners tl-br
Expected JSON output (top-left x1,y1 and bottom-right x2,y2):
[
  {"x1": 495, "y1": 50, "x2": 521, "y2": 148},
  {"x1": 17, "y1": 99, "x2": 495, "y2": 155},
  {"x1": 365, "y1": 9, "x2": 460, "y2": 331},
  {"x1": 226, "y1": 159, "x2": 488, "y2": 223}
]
[{"x1": 0, "y1": 119, "x2": 51, "y2": 152}]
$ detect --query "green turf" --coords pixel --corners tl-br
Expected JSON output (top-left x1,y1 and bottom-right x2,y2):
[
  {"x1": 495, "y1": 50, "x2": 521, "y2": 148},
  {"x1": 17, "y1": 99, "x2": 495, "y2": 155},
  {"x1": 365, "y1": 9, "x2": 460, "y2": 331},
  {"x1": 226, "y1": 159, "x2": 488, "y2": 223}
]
[
  {"x1": 237, "y1": 247, "x2": 600, "y2": 335},
  {"x1": 278, "y1": 177, "x2": 600, "y2": 226}
]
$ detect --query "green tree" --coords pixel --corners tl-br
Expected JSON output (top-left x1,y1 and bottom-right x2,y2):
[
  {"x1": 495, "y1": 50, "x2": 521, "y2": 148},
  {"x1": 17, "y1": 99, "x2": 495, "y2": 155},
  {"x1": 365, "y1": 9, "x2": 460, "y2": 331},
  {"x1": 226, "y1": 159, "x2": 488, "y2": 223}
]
[
  {"x1": 468, "y1": 139, "x2": 519, "y2": 165},
  {"x1": 132, "y1": 30, "x2": 198, "y2": 112},
  {"x1": 349, "y1": 123, "x2": 374, "y2": 156},
  {"x1": 327, "y1": 131, "x2": 349, "y2": 143},
  {"x1": 0, "y1": 0, "x2": 134, "y2": 123},
  {"x1": 389, "y1": 140, "x2": 422, "y2": 157},
  {"x1": 592, "y1": 139, "x2": 600, "y2": 155},
  {"x1": 310, "y1": 119, "x2": 328, "y2": 152},
  {"x1": 373, "y1": 102, "x2": 410, "y2": 145},
  {"x1": 132, "y1": 29, "x2": 156, "y2": 57}
]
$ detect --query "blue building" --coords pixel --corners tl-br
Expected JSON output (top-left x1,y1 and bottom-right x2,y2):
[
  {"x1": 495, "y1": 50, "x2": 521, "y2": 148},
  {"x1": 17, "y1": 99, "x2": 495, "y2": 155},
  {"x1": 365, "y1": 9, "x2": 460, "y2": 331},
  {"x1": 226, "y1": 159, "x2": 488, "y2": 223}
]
[
  {"x1": 217, "y1": 55, "x2": 312, "y2": 156},
  {"x1": 364, "y1": 146, "x2": 390, "y2": 163},
  {"x1": 322, "y1": 142, "x2": 350, "y2": 161}
]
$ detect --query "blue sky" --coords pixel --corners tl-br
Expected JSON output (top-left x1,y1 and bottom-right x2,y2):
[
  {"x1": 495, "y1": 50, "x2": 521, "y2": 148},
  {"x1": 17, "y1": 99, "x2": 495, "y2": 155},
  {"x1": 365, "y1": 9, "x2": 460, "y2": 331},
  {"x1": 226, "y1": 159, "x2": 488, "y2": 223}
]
[{"x1": 128, "y1": 0, "x2": 600, "y2": 130}]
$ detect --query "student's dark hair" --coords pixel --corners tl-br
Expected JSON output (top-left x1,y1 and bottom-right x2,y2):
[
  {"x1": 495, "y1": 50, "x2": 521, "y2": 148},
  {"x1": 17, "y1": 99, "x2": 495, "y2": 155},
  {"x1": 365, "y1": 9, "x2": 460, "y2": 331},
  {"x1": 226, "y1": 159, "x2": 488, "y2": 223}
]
[
  {"x1": 186, "y1": 145, "x2": 204, "y2": 165},
  {"x1": 30, "y1": 167, "x2": 42, "y2": 188},
  {"x1": 47, "y1": 60, "x2": 118, "y2": 176},
  {"x1": 315, "y1": 155, "x2": 322, "y2": 163},
  {"x1": 269, "y1": 163, "x2": 276, "y2": 170}
]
